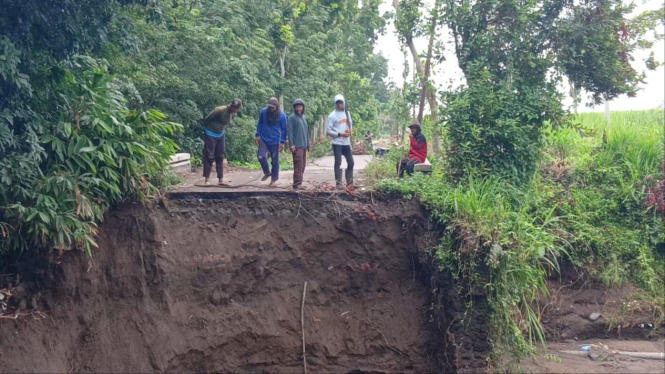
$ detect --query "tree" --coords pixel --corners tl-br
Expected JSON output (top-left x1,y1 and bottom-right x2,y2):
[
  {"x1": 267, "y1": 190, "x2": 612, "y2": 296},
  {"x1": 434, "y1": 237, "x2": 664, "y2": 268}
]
[
  {"x1": 441, "y1": 0, "x2": 664, "y2": 182},
  {"x1": 392, "y1": 0, "x2": 443, "y2": 153},
  {"x1": 554, "y1": 2, "x2": 664, "y2": 105}
]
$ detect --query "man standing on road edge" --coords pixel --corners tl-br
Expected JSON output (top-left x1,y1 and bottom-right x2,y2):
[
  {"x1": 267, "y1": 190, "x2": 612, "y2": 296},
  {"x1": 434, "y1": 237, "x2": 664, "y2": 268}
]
[
  {"x1": 287, "y1": 99, "x2": 310, "y2": 190},
  {"x1": 202, "y1": 99, "x2": 242, "y2": 186},
  {"x1": 255, "y1": 97, "x2": 287, "y2": 187},
  {"x1": 326, "y1": 94, "x2": 355, "y2": 191}
]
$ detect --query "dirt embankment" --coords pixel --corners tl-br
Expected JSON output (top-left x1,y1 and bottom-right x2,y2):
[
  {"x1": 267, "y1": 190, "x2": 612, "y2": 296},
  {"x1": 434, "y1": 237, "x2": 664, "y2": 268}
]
[{"x1": 0, "y1": 194, "x2": 491, "y2": 373}]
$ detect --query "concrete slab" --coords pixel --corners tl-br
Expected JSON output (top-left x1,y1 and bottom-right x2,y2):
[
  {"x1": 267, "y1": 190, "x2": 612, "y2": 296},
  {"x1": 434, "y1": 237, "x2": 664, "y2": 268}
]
[{"x1": 174, "y1": 155, "x2": 373, "y2": 193}]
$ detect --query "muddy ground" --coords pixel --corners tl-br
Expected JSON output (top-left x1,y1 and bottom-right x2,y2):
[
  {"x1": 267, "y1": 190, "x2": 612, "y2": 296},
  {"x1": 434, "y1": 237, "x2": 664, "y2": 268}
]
[
  {"x1": 514, "y1": 339, "x2": 665, "y2": 373},
  {"x1": 540, "y1": 261, "x2": 663, "y2": 343},
  {"x1": 0, "y1": 194, "x2": 482, "y2": 373}
]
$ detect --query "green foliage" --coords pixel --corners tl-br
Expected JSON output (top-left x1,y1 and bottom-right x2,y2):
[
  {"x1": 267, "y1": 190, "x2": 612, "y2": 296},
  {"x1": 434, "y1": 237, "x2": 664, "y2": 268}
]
[
  {"x1": 106, "y1": 0, "x2": 389, "y2": 163},
  {"x1": 441, "y1": 67, "x2": 565, "y2": 183},
  {"x1": 377, "y1": 110, "x2": 665, "y2": 359},
  {"x1": 309, "y1": 137, "x2": 333, "y2": 159},
  {"x1": 1, "y1": 1, "x2": 185, "y2": 256},
  {"x1": 380, "y1": 172, "x2": 566, "y2": 358},
  {"x1": 364, "y1": 149, "x2": 402, "y2": 184},
  {"x1": 542, "y1": 110, "x2": 665, "y2": 292},
  {"x1": 1, "y1": 57, "x2": 181, "y2": 255},
  {"x1": 555, "y1": 2, "x2": 664, "y2": 104}
]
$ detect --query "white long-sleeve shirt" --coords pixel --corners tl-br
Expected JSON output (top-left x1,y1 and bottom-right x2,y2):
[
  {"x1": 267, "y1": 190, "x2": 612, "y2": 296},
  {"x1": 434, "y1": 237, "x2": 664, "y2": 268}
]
[{"x1": 326, "y1": 109, "x2": 352, "y2": 146}]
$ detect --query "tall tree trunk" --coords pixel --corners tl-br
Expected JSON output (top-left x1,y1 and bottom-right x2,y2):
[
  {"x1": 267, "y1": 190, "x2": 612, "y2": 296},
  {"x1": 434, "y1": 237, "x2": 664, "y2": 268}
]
[
  {"x1": 428, "y1": 92, "x2": 439, "y2": 153},
  {"x1": 418, "y1": 0, "x2": 440, "y2": 124},
  {"x1": 569, "y1": 79, "x2": 580, "y2": 114},
  {"x1": 279, "y1": 47, "x2": 287, "y2": 108},
  {"x1": 394, "y1": 0, "x2": 441, "y2": 154}
]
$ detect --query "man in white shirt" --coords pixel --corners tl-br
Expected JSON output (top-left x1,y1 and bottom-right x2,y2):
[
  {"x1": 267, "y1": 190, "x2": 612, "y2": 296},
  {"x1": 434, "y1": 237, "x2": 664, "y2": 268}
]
[{"x1": 326, "y1": 94, "x2": 355, "y2": 191}]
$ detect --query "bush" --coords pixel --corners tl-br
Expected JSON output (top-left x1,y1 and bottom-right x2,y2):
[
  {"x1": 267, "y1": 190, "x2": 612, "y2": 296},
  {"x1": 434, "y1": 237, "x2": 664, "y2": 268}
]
[
  {"x1": 442, "y1": 65, "x2": 565, "y2": 184},
  {"x1": 308, "y1": 136, "x2": 333, "y2": 159},
  {"x1": 364, "y1": 147, "x2": 402, "y2": 186},
  {"x1": 0, "y1": 58, "x2": 181, "y2": 255},
  {"x1": 225, "y1": 117, "x2": 260, "y2": 164}
]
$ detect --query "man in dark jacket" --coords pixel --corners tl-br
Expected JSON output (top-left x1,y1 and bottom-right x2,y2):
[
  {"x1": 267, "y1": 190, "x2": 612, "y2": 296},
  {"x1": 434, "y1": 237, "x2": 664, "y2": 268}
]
[
  {"x1": 202, "y1": 99, "x2": 242, "y2": 186},
  {"x1": 255, "y1": 97, "x2": 287, "y2": 186},
  {"x1": 397, "y1": 122, "x2": 427, "y2": 178},
  {"x1": 287, "y1": 99, "x2": 310, "y2": 190}
]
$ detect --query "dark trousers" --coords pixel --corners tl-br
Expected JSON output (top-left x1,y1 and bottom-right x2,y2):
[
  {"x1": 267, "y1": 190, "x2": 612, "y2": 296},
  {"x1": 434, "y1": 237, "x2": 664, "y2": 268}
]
[
  {"x1": 332, "y1": 144, "x2": 354, "y2": 187},
  {"x1": 292, "y1": 149, "x2": 307, "y2": 187},
  {"x1": 397, "y1": 157, "x2": 419, "y2": 178},
  {"x1": 258, "y1": 140, "x2": 280, "y2": 182},
  {"x1": 203, "y1": 134, "x2": 225, "y2": 179}
]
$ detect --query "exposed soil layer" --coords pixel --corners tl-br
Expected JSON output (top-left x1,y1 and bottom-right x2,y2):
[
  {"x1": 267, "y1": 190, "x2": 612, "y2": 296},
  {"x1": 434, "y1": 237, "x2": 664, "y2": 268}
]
[{"x1": 0, "y1": 194, "x2": 488, "y2": 373}]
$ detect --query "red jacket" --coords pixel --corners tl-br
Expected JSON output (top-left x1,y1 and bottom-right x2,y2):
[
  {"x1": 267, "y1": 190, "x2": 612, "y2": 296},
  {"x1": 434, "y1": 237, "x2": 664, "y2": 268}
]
[{"x1": 408, "y1": 133, "x2": 427, "y2": 163}]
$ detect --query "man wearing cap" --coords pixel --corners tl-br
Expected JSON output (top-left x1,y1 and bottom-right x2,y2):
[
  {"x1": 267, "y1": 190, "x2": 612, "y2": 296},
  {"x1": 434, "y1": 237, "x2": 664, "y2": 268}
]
[
  {"x1": 202, "y1": 99, "x2": 242, "y2": 186},
  {"x1": 326, "y1": 94, "x2": 355, "y2": 191},
  {"x1": 287, "y1": 99, "x2": 309, "y2": 190},
  {"x1": 397, "y1": 122, "x2": 428, "y2": 178},
  {"x1": 255, "y1": 97, "x2": 287, "y2": 186}
]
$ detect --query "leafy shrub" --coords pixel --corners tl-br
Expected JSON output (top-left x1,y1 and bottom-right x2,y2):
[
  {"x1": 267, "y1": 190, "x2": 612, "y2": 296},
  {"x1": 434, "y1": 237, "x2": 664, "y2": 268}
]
[
  {"x1": 308, "y1": 136, "x2": 333, "y2": 159},
  {"x1": 441, "y1": 67, "x2": 564, "y2": 183},
  {"x1": 646, "y1": 163, "x2": 665, "y2": 218},
  {"x1": 225, "y1": 117, "x2": 260, "y2": 164},
  {"x1": 0, "y1": 57, "x2": 181, "y2": 255},
  {"x1": 364, "y1": 147, "x2": 402, "y2": 185}
]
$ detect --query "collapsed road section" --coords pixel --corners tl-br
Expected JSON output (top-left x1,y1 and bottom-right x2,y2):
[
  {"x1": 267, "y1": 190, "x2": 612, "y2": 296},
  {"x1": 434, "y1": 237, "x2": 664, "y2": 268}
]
[{"x1": 0, "y1": 192, "x2": 490, "y2": 373}]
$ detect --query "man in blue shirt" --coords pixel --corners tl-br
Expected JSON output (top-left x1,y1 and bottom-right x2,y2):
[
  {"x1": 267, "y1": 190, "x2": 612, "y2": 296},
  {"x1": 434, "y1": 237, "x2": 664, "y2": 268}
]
[{"x1": 255, "y1": 97, "x2": 287, "y2": 186}]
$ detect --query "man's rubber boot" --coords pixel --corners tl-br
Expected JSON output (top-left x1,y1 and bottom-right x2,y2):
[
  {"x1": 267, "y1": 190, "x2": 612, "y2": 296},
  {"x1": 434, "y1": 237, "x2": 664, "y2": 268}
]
[{"x1": 334, "y1": 168, "x2": 343, "y2": 189}]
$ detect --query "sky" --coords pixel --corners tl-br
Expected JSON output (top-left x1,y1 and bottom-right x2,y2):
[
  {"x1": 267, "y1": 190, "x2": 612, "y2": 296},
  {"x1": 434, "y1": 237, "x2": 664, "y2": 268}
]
[{"x1": 374, "y1": 0, "x2": 665, "y2": 112}]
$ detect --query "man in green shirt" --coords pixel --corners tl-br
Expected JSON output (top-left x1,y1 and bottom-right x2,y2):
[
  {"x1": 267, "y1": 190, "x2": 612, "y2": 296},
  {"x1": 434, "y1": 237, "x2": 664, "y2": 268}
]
[
  {"x1": 287, "y1": 99, "x2": 310, "y2": 190},
  {"x1": 202, "y1": 99, "x2": 242, "y2": 186}
]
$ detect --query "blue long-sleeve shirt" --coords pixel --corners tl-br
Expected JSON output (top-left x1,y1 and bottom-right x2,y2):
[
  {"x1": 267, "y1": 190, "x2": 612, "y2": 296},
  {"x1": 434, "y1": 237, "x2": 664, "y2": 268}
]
[{"x1": 255, "y1": 108, "x2": 287, "y2": 146}]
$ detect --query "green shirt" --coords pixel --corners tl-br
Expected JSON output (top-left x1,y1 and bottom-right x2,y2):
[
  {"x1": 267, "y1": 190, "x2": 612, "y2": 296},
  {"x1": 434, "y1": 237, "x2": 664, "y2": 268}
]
[
  {"x1": 287, "y1": 113, "x2": 309, "y2": 149},
  {"x1": 204, "y1": 106, "x2": 235, "y2": 134}
]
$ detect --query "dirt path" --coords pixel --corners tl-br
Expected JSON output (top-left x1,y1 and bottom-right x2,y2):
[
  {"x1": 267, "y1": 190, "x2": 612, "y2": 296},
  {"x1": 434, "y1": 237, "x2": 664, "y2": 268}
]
[
  {"x1": 178, "y1": 155, "x2": 373, "y2": 193},
  {"x1": 513, "y1": 339, "x2": 665, "y2": 373}
]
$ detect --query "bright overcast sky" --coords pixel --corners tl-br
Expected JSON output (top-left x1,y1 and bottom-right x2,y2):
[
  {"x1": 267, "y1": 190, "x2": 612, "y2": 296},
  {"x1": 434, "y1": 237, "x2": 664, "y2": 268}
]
[{"x1": 374, "y1": 0, "x2": 665, "y2": 112}]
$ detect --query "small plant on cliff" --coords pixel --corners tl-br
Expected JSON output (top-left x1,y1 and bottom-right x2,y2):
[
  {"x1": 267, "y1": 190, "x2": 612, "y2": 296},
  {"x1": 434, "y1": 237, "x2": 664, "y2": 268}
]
[
  {"x1": 646, "y1": 163, "x2": 665, "y2": 218},
  {"x1": 0, "y1": 56, "x2": 181, "y2": 256}
]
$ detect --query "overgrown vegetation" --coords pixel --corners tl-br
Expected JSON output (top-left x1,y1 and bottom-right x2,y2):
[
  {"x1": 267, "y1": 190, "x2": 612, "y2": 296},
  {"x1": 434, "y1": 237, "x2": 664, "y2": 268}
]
[
  {"x1": 1, "y1": 0, "x2": 663, "y2": 367},
  {"x1": 376, "y1": 110, "x2": 665, "y2": 358}
]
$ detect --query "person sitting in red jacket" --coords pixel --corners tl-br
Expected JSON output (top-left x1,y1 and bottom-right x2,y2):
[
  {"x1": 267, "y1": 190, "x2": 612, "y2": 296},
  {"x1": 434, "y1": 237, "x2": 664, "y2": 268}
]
[{"x1": 397, "y1": 122, "x2": 427, "y2": 178}]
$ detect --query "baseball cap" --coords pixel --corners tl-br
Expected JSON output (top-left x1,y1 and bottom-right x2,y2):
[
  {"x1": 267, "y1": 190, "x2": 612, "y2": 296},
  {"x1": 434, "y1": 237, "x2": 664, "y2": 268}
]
[{"x1": 230, "y1": 99, "x2": 242, "y2": 108}]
